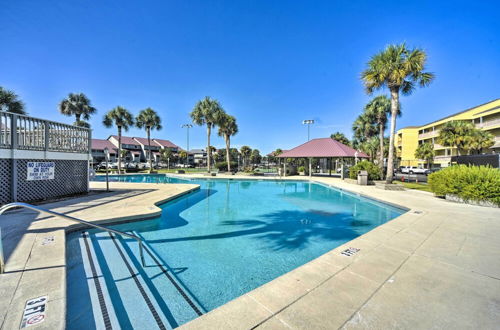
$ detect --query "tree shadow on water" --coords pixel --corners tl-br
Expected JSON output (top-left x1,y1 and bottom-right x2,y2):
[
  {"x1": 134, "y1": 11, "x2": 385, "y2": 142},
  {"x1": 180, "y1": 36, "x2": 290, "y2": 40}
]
[{"x1": 146, "y1": 209, "x2": 372, "y2": 251}]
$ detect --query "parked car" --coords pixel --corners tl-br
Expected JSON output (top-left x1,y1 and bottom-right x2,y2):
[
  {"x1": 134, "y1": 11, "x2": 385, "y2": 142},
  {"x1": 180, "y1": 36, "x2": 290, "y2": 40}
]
[{"x1": 400, "y1": 166, "x2": 430, "y2": 175}]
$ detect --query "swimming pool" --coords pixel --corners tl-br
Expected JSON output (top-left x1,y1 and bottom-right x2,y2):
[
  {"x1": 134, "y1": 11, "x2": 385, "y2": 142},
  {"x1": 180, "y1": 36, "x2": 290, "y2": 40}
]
[{"x1": 67, "y1": 175, "x2": 406, "y2": 329}]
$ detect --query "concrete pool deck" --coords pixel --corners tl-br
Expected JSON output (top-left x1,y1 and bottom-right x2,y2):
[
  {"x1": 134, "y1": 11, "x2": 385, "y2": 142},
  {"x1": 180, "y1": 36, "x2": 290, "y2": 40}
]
[{"x1": 0, "y1": 174, "x2": 499, "y2": 329}]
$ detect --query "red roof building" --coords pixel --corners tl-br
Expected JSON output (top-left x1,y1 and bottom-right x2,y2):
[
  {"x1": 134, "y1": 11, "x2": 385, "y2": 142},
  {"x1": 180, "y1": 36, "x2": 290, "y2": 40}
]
[
  {"x1": 153, "y1": 138, "x2": 180, "y2": 150},
  {"x1": 277, "y1": 138, "x2": 368, "y2": 158},
  {"x1": 91, "y1": 139, "x2": 118, "y2": 154}
]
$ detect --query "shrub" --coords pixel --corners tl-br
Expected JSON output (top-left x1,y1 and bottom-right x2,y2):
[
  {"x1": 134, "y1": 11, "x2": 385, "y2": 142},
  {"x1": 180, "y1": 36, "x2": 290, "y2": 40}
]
[
  {"x1": 215, "y1": 161, "x2": 237, "y2": 171},
  {"x1": 428, "y1": 165, "x2": 500, "y2": 205},
  {"x1": 348, "y1": 161, "x2": 382, "y2": 180},
  {"x1": 298, "y1": 166, "x2": 305, "y2": 172}
]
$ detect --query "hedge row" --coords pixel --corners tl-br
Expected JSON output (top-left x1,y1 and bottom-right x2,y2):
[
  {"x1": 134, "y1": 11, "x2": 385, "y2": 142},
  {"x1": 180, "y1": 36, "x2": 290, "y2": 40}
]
[{"x1": 428, "y1": 165, "x2": 500, "y2": 206}]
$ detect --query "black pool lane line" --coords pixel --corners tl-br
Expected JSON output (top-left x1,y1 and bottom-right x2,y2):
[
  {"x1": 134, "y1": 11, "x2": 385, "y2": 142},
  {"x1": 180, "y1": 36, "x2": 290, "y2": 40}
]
[
  {"x1": 82, "y1": 232, "x2": 113, "y2": 330},
  {"x1": 108, "y1": 233, "x2": 167, "y2": 330},
  {"x1": 142, "y1": 244, "x2": 204, "y2": 316}
]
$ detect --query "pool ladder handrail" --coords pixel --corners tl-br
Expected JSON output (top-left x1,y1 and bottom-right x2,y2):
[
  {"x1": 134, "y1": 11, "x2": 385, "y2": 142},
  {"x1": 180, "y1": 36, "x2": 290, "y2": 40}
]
[{"x1": 0, "y1": 202, "x2": 146, "y2": 274}]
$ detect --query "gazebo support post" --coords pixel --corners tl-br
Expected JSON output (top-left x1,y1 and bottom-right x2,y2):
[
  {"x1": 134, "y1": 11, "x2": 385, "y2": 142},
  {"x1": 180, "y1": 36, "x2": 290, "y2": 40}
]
[
  {"x1": 283, "y1": 159, "x2": 287, "y2": 177},
  {"x1": 309, "y1": 157, "x2": 312, "y2": 177},
  {"x1": 329, "y1": 157, "x2": 332, "y2": 176},
  {"x1": 340, "y1": 157, "x2": 345, "y2": 180}
]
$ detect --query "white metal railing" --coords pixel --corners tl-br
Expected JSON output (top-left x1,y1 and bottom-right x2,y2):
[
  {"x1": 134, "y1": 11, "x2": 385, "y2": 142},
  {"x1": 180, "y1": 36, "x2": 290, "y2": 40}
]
[
  {"x1": 0, "y1": 111, "x2": 90, "y2": 153},
  {"x1": 0, "y1": 202, "x2": 145, "y2": 274}
]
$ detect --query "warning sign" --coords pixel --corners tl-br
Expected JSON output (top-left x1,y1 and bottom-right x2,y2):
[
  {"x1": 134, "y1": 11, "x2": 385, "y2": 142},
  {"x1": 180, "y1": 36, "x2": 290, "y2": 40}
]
[
  {"x1": 20, "y1": 296, "x2": 47, "y2": 328},
  {"x1": 26, "y1": 162, "x2": 55, "y2": 181}
]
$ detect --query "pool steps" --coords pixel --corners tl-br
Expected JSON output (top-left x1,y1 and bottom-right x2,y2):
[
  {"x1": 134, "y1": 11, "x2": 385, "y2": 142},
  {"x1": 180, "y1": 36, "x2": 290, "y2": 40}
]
[{"x1": 78, "y1": 231, "x2": 202, "y2": 329}]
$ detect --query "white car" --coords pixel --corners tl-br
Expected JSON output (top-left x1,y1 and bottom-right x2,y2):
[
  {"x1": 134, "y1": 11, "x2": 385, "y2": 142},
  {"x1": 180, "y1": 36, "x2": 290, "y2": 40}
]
[{"x1": 400, "y1": 166, "x2": 430, "y2": 175}]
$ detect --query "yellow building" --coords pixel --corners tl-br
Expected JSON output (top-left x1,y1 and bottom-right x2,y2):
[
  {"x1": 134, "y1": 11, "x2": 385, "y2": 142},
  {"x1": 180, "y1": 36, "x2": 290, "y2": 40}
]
[{"x1": 397, "y1": 98, "x2": 500, "y2": 167}]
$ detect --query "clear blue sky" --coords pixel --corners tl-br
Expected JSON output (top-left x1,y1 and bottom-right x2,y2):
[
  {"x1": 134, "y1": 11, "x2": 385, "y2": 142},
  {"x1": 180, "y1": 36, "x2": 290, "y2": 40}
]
[{"x1": 1, "y1": 0, "x2": 499, "y2": 154}]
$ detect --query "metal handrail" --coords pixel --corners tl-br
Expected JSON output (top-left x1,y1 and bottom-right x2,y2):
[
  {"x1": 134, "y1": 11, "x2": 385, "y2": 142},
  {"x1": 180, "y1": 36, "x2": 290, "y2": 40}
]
[{"x1": 0, "y1": 202, "x2": 145, "y2": 274}]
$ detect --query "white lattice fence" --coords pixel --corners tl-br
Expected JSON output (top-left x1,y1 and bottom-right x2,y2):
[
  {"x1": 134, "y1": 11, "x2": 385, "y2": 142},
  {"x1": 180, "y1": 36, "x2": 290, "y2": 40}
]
[
  {"x1": 0, "y1": 159, "x2": 12, "y2": 205},
  {"x1": 15, "y1": 159, "x2": 88, "y2": 202}
]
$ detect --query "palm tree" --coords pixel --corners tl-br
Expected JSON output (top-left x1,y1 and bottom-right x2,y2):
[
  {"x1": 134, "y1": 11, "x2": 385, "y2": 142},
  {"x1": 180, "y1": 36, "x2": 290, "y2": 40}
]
[
  {"x1": 218, "y1": 114, "x2": 239, "y2": 172},
  {"x1": 364, "y1": 95, "x2": 395, "y2": 171},
  {"x1": 240, "y1": 146, "x2": 252, "y2": 168},
  {"x1": 190, "y1": 97, "x2": 225, "y2": 173},
  {"x1": 160, "y1": 148, "x2": 174, "y2": 168},
  {"x1": 103, "y1": 106, "x2": 134, "y2": 174},
  {"x1": 414, "y1": 142, "x2": 434, "y2": 169},
  {"x1": 0, "y1": 86, "x2": 26, "y2": 114},
  {"x1": 330, "y1": 131, "x2": 351, "y2": 146},
  {"x1": 362, "y1": 43, "x2": 435, "y2": 183},
  {"x1": 468, "y1": 129, "x2": 494, "y2": 154},
  {"x1": 360, "y1": 136, "x2": 380, "y2": 162},
  {"x1": 437, "y1": 121, "x2": 475, "y2": 156},
  {"x1": 59, "y1": 93, "x2": 97, "y2": 127},
  {"x1": 136, "y1": 108, "x2": 162, "y2": 173},
  {"x1": 352, "y1": 113, "x2": 377, "y2": 145}
]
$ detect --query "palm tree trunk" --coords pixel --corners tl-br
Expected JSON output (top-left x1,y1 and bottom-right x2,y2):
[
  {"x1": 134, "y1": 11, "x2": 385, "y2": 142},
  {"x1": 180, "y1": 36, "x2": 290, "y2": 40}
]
[
  {"x1": 386, "y1": 89, "x2": 399, "y2": 184},
  {"x1": 118, "y1": 126, "x2": 122, "y2": 175},
  {"x1": 378, "y1": 121, "x2": 385, "y2": 178},
  {"x1": 225, "y1": 135, "x2": 231, "y2": 172},
  {"x1": 207, "y1": 124, "x2": 211, "y2": 173},
  {"x1": 147, "y1": 127, "x2": 152, "y2": 173},
  {"x1": 75, "y1": 113, "x2": 81, "y2": 123}
]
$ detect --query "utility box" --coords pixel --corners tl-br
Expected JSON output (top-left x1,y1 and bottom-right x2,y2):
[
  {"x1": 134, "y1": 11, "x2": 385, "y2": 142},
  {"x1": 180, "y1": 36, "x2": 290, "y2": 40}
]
[{"x1": 357, "y1": 170, "x2": 368, "y2": 185}]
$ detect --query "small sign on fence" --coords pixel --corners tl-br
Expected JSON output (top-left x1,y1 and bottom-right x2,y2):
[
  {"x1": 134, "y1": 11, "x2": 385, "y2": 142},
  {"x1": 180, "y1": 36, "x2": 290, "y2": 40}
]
[{"x1": 27, "y1": 162, "x2": 55, "y2": 181}]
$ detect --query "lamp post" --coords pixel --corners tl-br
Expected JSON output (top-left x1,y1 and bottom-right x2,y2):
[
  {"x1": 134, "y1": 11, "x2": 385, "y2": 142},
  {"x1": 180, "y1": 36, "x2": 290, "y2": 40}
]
[
  {"x1": 104, "y1": 147, "x2": 110, "y2": 192},
  {"x1": 302, "y1": 119, "x2": 314, "y2": 141},
  {"x1": 181, "y1": 124, "x2": 193, "y2": 166}
]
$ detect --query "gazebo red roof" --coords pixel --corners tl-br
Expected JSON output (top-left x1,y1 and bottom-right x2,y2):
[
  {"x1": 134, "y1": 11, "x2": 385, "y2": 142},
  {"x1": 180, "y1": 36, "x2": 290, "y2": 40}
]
[{"x1": 277, "y1": 138, "x2": 369, "y2": 158}]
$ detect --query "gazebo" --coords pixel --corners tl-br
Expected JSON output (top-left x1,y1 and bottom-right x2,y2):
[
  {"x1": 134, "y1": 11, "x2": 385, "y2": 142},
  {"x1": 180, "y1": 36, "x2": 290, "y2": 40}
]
[{"x1": 277, "y1": 138, "x2": 369, "y2": 178}]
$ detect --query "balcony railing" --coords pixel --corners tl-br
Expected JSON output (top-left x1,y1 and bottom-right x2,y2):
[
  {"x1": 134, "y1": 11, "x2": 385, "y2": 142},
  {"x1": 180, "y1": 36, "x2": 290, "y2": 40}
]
[
  {"x1": 476, "y1": 117, "x2": 500, "y2": 129},
  {"x1": 418, "y1": 131, "x2": 437, "y2": 139},
  {"x1": 0, "y1": 111, "x2": 90, "y2": 153}
]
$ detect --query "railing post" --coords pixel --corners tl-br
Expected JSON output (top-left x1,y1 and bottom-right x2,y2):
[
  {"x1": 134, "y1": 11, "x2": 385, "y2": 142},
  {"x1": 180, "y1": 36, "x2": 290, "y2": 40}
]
[
  {"x1": 10, "y1": 114, "x2": 18, "y2": 203},
  {"x1": 44, "y1": 120, "x2": 49, "y2": 152}
]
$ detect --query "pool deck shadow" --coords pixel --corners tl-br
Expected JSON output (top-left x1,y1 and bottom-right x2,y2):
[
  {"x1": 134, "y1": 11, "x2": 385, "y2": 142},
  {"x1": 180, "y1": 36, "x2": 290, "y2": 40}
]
[{"x1": 0, "y1": 176, "x2": 499, "y2": 329}]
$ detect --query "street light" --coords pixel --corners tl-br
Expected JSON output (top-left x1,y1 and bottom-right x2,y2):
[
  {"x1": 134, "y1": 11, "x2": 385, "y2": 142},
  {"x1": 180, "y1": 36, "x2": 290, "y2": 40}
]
[
  {"x1": 181, "y1": 124, "x2": 193, "y2": 166},
  {"x1": 302, "y1": 119, "x2": 315, "y2": 141},
  {"x1": 103, "y1": 147, "x2": 110, "y2": 192}
]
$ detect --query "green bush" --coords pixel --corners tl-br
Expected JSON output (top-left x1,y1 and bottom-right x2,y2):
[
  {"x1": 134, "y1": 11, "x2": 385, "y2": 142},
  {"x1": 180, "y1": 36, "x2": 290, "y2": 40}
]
[
  {"x1": 215, "y1": 161, "x2": 237, "y2": 171},
  {"x1": 348, "y1": 161, "x2": 382, "y2": 180},
  {"x1": 428, "y1": 165, "x2": 500, "y2": 205},
  {"x1": 298, "y1": 166, "x2": 305, "y2": 172}
]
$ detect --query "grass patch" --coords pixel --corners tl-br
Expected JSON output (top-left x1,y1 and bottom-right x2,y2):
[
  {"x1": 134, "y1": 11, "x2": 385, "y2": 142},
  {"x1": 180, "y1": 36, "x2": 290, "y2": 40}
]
[{"x1": 393, "y1": 181, "x2": 432, "y2": 193}]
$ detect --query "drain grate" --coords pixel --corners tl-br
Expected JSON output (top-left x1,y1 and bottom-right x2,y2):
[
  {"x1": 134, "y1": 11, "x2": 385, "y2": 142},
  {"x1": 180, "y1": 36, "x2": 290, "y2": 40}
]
[{"x1": 341, "y1": 247, "x2": 360, "y2": 256}]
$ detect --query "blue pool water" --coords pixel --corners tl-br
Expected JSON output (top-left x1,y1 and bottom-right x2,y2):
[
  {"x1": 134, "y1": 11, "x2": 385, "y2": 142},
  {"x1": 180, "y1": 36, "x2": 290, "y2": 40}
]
[{"x1": 67, "y1": 175, "x2": 405, "y2": 329}]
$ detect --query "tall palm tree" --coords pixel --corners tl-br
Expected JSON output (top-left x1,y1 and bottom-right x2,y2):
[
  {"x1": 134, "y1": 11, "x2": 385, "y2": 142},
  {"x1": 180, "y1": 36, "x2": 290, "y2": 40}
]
[
  {"x1": 103, "y1": 106, "x2": 134, "y2": 174},
  {"x1": 352, "y1": 113, "x2": 377, "y2": 145},
  {"x1": 0, "y1": 86, "x2": 26, "y2": 114},
  {"x1": 362, "y1": 43, "x2": 435, "y2": 183},
  {"x1": 364, "y1": 95, "x2": 396, "y2": 171},
  {"x1": 414, "y1": 142, "x2": 434, "y2": 168},
  {"x1": 468, "y1": 129, "x2": 494, "y2": 154},
  {"x1": 330, "y1": 131, "x2": 351, "y2": 146},
  {"x1": 437, "y1": 121, "x2": 475, "y2": 156},
  {"x1": 218, "y1": 114, "x2": 239, "y2": 172},
  {"x1": 190, "y1": 97, "x2": 225, "y2": 173},
  {"x1": 360, "y1": 136, "x2": 380, "y2": 162},
  {"x1": 136, "y1": 108, "x2": 162, "y2": 173},
  {"x1": 59, "y1": 92, "x2": 97, "y2": 127},
  {"x1": 240, "y1": 146, "x2": 252, "y2": 168}
]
